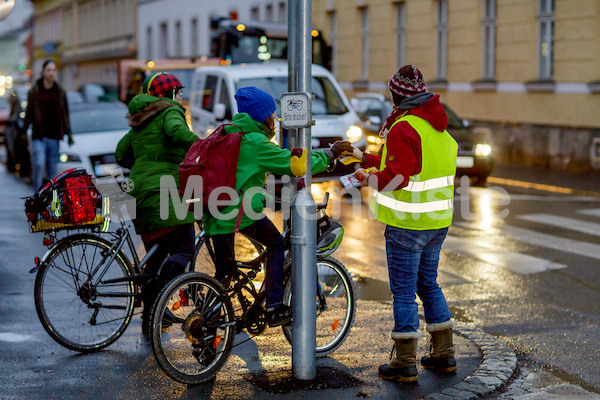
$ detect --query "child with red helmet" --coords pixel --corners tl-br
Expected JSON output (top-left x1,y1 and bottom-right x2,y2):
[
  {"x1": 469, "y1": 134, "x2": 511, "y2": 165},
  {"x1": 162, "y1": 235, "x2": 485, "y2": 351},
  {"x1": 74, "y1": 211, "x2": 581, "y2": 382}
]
[{"x1": 115, "y1": 72, "x2": 197, "y2": 335}]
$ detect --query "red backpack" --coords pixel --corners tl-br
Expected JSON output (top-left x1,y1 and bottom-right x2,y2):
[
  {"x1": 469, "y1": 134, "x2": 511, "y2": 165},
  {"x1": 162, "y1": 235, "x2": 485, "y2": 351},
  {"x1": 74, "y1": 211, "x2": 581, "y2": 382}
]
[{"x1": 179, "y1": 124, "x2": 244, "y2": 223}]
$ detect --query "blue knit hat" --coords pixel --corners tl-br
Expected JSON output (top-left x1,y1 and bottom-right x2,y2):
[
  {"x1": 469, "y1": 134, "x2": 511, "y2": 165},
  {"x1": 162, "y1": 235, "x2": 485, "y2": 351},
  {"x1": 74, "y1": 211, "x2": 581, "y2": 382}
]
[{"x1": 235, "y1": 87, "x2": 277, "y2": 122}]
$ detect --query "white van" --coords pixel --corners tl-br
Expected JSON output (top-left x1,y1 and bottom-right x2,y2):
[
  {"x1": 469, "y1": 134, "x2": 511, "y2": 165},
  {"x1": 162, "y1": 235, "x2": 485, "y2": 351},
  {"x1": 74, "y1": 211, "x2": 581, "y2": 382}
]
[{"x1": 190, "y1": 63, "x2": 366, "y2": 180}]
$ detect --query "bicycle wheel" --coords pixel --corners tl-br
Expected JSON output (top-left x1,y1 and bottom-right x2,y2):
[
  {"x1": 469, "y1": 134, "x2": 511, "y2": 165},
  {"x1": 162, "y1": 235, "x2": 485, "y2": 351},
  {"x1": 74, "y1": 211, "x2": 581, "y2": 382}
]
[
  {"x1": 34, "y1": 234, "x2": 135, "y2": 352},
  {"x1": 282, "y1": 257, "x2": 355, "y2": 357},
  {"x1": 151, "y1": 272, "x2": 235, "y2": 385},
  {"x1": 191, "y1": 232, "x2": 264, "y2": 277}
]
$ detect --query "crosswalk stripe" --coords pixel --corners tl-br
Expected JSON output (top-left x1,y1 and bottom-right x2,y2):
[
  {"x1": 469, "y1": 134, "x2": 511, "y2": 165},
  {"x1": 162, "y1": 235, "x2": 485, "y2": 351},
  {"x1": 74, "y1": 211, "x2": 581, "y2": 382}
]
[
  {"x1": 577, "y1": 209, "x2": 600, "y2": 218},
  {"x1": 442, "y1": 235, "x2": 566, "y2": 274},
  {"x1": 456, "y1": 222, "x2": 600, "y2": 261},
  {"x1": 517, "y1": 214, "x2": 600, "y2": 237}
]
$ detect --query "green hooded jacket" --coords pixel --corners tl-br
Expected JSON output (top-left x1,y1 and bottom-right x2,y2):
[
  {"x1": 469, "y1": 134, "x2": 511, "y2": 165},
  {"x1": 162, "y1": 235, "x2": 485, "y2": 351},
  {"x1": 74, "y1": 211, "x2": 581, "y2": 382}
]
[
  {"x1": 115, "y1": 94, "x2": 197, "y2": 234},
  {"x1": 204, "y1": 112, "x2": 331, "y2": 236}
]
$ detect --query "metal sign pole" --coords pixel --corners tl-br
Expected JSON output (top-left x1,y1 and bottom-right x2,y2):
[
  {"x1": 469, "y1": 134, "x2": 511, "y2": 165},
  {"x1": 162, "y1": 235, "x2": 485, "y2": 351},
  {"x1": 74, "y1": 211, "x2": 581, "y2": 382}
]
[{"x1": 289, "y1": 0, "x2": 317, "y2": 381}]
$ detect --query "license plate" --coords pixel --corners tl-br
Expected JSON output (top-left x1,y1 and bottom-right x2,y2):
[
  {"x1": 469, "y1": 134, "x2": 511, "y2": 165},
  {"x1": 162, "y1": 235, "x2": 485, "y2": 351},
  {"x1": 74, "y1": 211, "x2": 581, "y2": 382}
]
[
  {"x1": 94, "y1": 163, "x2": 120, "y2": 177},
  {"x1": 456, "y1": 156, "x2": 474, "y2": 168}
]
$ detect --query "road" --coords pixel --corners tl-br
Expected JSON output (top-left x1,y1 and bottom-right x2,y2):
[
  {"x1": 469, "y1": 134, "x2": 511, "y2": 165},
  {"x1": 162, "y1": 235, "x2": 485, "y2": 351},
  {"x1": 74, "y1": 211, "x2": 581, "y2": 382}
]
[
  {"x1": 321, "y1": 178, "x2": 600, "y2": 393},
  {"x1": 1, "y1": 160, "x2": 600, "y2": 397}
]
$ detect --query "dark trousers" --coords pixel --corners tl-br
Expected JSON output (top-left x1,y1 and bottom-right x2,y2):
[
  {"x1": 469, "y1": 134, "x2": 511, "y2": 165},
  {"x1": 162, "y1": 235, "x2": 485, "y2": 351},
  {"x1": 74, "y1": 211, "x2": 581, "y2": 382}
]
[
  {"x1": 212, "y1": 217, "x2": 286, "y2": 307},
  {"x1": 141, "y1": 223, "x2": 195, "y2": 317}
]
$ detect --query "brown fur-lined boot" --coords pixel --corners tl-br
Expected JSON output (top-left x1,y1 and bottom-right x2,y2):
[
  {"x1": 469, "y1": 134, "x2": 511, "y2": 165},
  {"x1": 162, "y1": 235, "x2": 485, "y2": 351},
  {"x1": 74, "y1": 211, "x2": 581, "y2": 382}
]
[
  {"x1": 421, "y1": 320, "x2": 457, "y2": 373},
  {"x1": 378, "y1": 332, "x2": 419, "y2": 382}
]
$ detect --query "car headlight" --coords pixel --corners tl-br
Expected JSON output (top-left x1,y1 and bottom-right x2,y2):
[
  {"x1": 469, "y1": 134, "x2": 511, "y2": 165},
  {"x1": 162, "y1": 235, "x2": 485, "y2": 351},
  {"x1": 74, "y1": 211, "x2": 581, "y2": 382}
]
[
  {"x1": 345, "y1": 125, "x2": 363, "y2": 143},
  {"x1": 474, "y1": 144, "x2": 492, "y2": 157},
  {"x1": 59, "y1": 153, "x2": 81, "y2": 162}
]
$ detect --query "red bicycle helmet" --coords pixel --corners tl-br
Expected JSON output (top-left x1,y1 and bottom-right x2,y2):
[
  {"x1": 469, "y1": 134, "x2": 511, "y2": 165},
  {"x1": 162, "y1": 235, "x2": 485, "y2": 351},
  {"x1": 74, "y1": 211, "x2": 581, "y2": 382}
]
[{"x1": 142, "y1": 72, "x2": 183, "y2": 98}]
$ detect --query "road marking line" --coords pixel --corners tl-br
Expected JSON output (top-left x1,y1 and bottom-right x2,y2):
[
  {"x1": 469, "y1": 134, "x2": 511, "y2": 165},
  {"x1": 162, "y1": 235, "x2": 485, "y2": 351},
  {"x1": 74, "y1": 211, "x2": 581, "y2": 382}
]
[
  {"x1": 487, "y1": 176, "x2": 600, "y2": 198},
  {"x1": 577, "y1": 209, "x2": 600, "y2": 218},
  {"x1": 442, "y1": 235, "x2": 566, "y2": 274},
  {"x1": 517, "y1": 214, "x2": 600, "y2": 237},
  {"x1": 456, "y1": 222, "x2": 600, "y2": 261},
  {"x1": 0, "y1": 333, "x2": 33, "y2": 343}
]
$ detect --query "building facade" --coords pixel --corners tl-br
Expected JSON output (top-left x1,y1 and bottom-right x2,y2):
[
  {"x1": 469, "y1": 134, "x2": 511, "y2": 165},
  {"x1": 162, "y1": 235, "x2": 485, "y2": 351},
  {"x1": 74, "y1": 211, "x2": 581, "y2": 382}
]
[
  {"x1": 313, "y1": 0, "x2": 600, "y2": 171},
  {"x1": 137, "y1": 0, "x2": 287, "y2": 61},
  {"x1": 30, "y1": 0, "x2": 136, "y2": 91}
]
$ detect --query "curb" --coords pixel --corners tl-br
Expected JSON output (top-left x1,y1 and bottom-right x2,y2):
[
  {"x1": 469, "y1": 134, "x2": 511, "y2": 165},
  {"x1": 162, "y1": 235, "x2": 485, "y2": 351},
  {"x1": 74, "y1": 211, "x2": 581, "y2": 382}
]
[{"x1": 422, "y1": 322, "x2": 518, "y2": 400}]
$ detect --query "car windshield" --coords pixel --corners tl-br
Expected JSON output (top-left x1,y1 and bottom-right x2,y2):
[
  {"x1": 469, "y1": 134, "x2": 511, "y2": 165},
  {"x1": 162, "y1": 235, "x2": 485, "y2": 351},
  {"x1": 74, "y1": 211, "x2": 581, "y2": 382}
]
[
  {"x1": 163, "y1": 69, "x2": 194, "y2": 100},
  {"x1": 235, "y1": 76, "x2": 349, "y2": 116},
  {"x1": 353, "y1": 97, "x2": 392, "y2": 122},
  {"x1": 69, "y1": 107, "x2": 129, "y2": 134},
  {"x1": 443, "y1": 104, "x2": 465, "y2": 130}
]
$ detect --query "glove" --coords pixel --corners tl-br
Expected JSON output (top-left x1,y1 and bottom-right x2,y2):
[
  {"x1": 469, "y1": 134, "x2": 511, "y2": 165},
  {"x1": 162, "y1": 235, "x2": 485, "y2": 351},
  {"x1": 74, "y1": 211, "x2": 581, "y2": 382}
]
[{"x1": 324, "y1": 140, "x2": 353, "y2": 160}]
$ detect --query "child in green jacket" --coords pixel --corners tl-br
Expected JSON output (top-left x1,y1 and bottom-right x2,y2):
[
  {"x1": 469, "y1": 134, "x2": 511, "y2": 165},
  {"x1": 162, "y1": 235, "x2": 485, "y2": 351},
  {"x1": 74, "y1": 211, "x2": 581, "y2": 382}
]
[
  {"x1": 116, "y1": 72, "x2": 197, "y2": 334},
  {"x1": 207, "y1": 86, "x2": 351, "y2": 327}
]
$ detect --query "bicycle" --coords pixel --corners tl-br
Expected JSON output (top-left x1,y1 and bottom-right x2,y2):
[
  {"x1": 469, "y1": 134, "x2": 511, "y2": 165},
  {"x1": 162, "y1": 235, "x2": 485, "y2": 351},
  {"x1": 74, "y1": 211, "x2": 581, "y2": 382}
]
[
  {"x1": 149, "y1": 192, "x2": 356, "y2": 384},
  {"x1": 25, "y1": 179, "x2": 196, "y2": 353}
]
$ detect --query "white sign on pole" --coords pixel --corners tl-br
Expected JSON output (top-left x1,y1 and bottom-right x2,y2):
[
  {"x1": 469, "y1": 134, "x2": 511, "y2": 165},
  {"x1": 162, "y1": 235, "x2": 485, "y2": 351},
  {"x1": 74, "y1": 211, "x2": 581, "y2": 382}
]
[{"x1": 280, "y1": 92, "x2": 311, "y2": 129}]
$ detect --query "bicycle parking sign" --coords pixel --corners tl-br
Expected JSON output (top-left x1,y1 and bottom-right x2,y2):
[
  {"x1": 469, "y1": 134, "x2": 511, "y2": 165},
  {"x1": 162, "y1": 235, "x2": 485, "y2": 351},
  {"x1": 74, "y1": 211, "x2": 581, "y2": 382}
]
[{"x1": 280, "y1": 92, "x2": 311, "y2": 129}]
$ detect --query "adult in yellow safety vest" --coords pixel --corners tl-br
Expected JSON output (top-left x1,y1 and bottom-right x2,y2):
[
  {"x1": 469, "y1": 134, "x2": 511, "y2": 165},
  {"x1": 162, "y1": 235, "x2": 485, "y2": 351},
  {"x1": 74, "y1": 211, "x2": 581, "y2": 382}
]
[{"x1": 348, "y1": 65, "x2": 458, "y2": 383}]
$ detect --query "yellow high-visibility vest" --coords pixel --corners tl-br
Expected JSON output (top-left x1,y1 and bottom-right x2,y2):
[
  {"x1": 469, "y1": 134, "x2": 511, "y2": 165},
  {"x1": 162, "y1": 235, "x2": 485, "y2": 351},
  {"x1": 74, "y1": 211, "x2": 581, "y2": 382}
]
[{"x1": 369, "y1": 114, "x2": 458, "y2": 230}]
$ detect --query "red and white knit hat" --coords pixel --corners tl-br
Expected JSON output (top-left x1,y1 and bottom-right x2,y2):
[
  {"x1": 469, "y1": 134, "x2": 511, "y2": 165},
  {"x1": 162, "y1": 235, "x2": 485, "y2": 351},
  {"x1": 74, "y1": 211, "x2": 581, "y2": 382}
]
[{"x1": 388, "y1": 65, "x2": 427, "y2": 98}]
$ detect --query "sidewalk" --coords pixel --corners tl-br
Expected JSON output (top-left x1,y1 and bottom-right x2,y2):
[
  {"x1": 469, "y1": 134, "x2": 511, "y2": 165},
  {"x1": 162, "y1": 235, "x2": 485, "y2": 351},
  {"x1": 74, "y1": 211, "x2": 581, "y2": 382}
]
[
  {"x1": 205, "y1": 162, "x2": 600, "y2": 400},
  {"x1": 208, "y1": 300, "x2": 494, "y2": 400},
  {"x1": 2, "y1": 149, "x2": 600, "y2": 399}
]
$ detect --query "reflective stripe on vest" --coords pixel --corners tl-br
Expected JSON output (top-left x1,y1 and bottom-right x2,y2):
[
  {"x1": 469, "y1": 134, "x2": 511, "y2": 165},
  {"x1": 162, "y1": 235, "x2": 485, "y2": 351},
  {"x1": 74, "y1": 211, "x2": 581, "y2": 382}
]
[
  {"x1": 402, "y1": 174, "x2": 455, "y2": 192},
  {"x1": 370, "y1": 114, "x2": 458, "y2": 230},
  {"x1": 373, "y1": 191, "x2": 453, "y2": 213}
]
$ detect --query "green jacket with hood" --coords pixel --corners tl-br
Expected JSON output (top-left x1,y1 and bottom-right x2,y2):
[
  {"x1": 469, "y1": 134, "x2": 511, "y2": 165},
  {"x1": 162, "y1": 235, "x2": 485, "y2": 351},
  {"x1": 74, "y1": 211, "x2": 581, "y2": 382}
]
[
  {"x1": 115, "y1": 94, "x2": 197, "y2": 234},
  {"x1": 204, "y1": 112, "x2": 330, "y2": 236}
]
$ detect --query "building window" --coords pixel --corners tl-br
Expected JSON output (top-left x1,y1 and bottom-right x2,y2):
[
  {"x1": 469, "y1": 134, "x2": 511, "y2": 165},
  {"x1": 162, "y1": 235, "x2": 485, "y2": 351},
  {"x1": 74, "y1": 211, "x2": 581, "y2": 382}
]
[
  {"x1": 175, "y1": 21, "x2": 182, "y2": 57},
  {"x1": 159, "y1": 22, "x2": 168, "y2": 59},
  {"x1": 146, "y1": 26, "x2": 153, "y2": 60},
  {"x1": 359, "y1": 7, "x2": 369, "y2": 81},
  {"x1": 278, "y1": 2, "x2": 286, "y2": 23},
  {"x1": 328, "y1": 11, "x2": 337, "y2": 76},
  {"x1": 482, "y1": 0, "x2": 496, "y2": 79},
  {"x1": 266, "y1": 4, "x2": 273, "y2": 22},
  {"x1": 251, "y1": 7, "x2": 259, "y2": 21},
  {"x1": 191, "y1": 18, "x2": 198, "y2": 57},
  {"x1": 538, "y1": 0, "x2": 554, "y2": 80},
  {"x1": 395, "y1": 2, "x2": 406, "y2": 69},
  {"x1": 435, "y1": 0, "x2": 448, "y2": 80}
]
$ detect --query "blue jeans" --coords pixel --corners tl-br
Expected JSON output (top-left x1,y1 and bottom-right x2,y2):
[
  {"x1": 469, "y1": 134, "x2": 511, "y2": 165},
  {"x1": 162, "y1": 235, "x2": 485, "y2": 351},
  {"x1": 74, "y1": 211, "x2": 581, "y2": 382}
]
[
  {"x1": 385, "y1": 225, "x2": 452, "y2": 333},
  {"x1": 212, "y1": 217, "x2": 286, "y2": 308},
  {"x1": 32, "y1": 138, "x2": 60, "y2": 190}
]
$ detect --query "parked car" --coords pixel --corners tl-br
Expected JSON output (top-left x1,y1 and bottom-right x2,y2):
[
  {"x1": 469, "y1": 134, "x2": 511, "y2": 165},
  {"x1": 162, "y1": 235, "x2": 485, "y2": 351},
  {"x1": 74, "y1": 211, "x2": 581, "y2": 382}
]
[
  {"x1": 190, "y1": 62, "x2": 366, "y2": 181},
  {"x1": 66, "y1": 91, "x2": 85, "y2": 105},
  {"x1": 24, "y1": 101, "x2": 131, "y2": 183},
  {"x1": 350, "y1": 93, "x2": 494, "y2": 185}
]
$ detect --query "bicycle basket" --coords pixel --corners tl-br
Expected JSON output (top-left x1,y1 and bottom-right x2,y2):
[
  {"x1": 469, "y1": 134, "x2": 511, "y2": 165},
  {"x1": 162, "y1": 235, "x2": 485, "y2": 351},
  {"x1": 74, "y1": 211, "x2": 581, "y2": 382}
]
[{"x1": 24, "y1": 173, "x2": 110, "y2": 233}]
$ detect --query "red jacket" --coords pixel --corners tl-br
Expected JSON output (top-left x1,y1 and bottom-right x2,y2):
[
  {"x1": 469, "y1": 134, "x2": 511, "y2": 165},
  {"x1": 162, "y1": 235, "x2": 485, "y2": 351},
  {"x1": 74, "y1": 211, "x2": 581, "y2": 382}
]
[{"x1": 362, "y1": 94, "x2": 448, "y2": 191}]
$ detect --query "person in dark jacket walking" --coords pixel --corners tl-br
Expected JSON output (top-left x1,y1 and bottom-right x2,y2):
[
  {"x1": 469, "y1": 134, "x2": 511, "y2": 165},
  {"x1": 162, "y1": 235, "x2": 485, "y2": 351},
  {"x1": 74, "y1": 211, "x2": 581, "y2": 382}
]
[
  {"x1": 348, "y1": 65, "x2": 458, "y2": 382},
  {"x1": 115, "y1": 72, "x2": 198, "y2": 334},
  {"x1": 24, "y1": 60, "x2": 74, "y2": 190}
]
